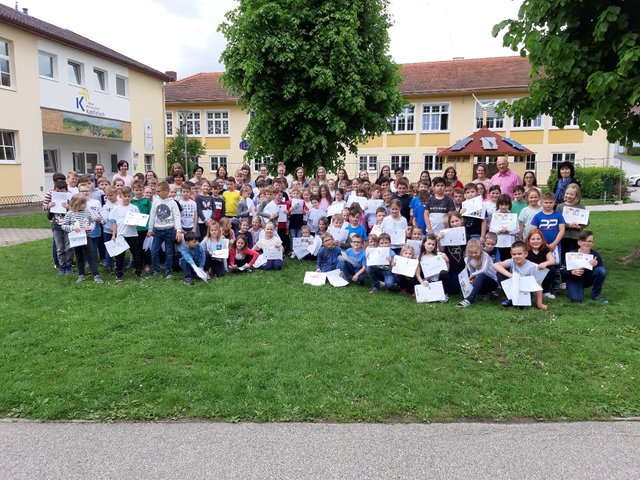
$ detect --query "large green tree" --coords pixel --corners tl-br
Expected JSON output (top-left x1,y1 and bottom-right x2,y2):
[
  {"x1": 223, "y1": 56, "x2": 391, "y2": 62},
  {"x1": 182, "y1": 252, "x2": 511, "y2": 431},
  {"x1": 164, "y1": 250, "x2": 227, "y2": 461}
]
[
  {"x1": 219, "y1": 0, "x2": 405, "y2": 174},
  {"x1": 493, "y1": 0, "x2": 640, "y2": 144},
  {"x1": 165, "y1": 131, "x2": 206, "y2": 177}
]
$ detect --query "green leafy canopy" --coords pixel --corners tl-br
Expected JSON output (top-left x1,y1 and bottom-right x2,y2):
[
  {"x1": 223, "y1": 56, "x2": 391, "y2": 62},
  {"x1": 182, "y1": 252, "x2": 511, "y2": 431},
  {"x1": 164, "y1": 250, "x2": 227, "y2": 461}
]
[
  {"x1": 166, "y1": 130, "x2": 206, "y2": 176},
  {"x1": 219, "y1": 0, "x2": 405, "y2": 174},
  {"x1": 493, "y1": 0, "x2": 640, "y2": 144}
]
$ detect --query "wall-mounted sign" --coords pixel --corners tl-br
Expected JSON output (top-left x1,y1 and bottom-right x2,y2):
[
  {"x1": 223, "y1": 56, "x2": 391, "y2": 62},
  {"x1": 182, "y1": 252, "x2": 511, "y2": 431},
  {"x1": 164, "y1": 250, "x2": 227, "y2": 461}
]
[
  {"x1": 63, "y1": 112, "x2": 123, "y2": 139},
  {"x1": 75, "y1": 88, "x2": 106, "y2": 118}
]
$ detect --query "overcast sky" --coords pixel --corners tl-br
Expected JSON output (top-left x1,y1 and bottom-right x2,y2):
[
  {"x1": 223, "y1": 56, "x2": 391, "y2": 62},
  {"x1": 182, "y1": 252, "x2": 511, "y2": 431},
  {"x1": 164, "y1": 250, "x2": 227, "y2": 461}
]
[{"x1": 4, "y1": 0, "x2": 523, "y2": 79}]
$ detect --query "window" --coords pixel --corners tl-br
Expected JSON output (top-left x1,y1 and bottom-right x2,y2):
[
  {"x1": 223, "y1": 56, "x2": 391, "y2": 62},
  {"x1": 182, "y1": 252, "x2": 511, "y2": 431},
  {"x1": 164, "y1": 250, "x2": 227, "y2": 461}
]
[
  {"x1": 72, "y1": 152, "x2": 98, "y2": 174},
  {"x1": 551, "y1": 113, "x2": 578, "y2": 128},
  {"x1": 116, "y1": 75, "x2": 128, "y2": 97},
  {"x1": 423, "y1": 154, "x2": 443, "y2": 172},
  {"x1": 165, "y1": 112, "x2": 174, "y2": 136},
  {"x1": 359, "y1": 155, "x2": 378, "y2": 172},
  {"x1": 475, "y1": 156, "x2": 498, "y2": 165},
  {"x1": 206, "y1": 111, "x2": 230, "y2": 136},
  {"x1": 512, "y1": 115, "x2": 543, "y2": 129},
  {"x1": 388, "y1": 105, "x2": 415, "y2": 132},
  {"x1": 0, "y1": 130, "x2": 16, "y2": 161},
  {"x1": 525, "y1": 154, "x2": 536, "y2": 171},
  {"x1": 180, "y1": 111, "x2": 201, "y2": 136},
  {"x1": 421, "y1": 103, "x2": 450, "y2": 131},
  {"x1": 475, "y1": 99, "x2": 505, "y2": 129},
  {"x1": 43, "y1": 149, "x2": 59, "y2": 173},
  {"x1": 110, "y1": 154, "x2": 119, "y2": 173},
  {"x1": 68, "y1": 60, "x2": 83, "y2": 85},
  {"x1": 390, "y1": 154, "x2": 410, "y2": 172},
  {"x1": 93, "y1": 68, "x2": 107, "y2": 92},
  {"x1": 39, "y1": 52, "x2": 55, "y2": 79},
  {"x1": 144, "y1": 154, "x2": 154, "y2": 172},
  {"x1": 551, "y1": 152, "x2": 575, "y2": 171},
  {"x1": 210, "y1": 155, "x2": 227, "y2": 172},
  {"x1": 0, "y1": 39, "x2": 12, "y2": 88}
]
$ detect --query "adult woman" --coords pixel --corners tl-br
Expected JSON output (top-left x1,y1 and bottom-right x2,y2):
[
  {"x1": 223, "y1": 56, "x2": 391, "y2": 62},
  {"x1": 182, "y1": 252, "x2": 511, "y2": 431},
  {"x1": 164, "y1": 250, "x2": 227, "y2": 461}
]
[
  {"x1": 145, "y1": 170, "x2": 159, "y2": 186},
  {"x1": 522, "y1": 170, "x2": 541, "y2": 195},
  {"x1": 190, "y1": 165, "x2": 204, "y2": 183},
  {"x1": 241, "y1": 164, "x2": 253, "y2": 188},
  {"x1": 419, "y1": 170, "x2": 432, "y2": 185},
  {"x1": 444, "y1": 166, "x2": 463, "y2": 189},
  {"x1": 256, "y1": 163, "x2": 272, "y2": 186},
  {"x1": 358, "y1": 170, "x2": 370, "y2": 183},
  {"x1": 377, "y1": 165, "x2": 391, "y2": 182},
  {"x1": 165, "y1": 162, "x2": 184, "y2": 184},
  {"x1": 276, "y1": 162, "x2": 287, "y2": 179},
  {"x1": 315, "y1": 166, "x2": 328, "y2": 185},
  {"x1": 553, "y1": 161, "x2": 579, "y2": 205},
  {"x1": 294, "y1": 166, "x2": 307, "y2": 187},
  {"x1": 337, "y1": 168, "x2": 350, "y2": 183},
  {"x1": 113, "y1": 160, "x2": 134, "y2": 187},
  {"x1": 473, "y1": 163, "x2": 491, "y2": 189}
]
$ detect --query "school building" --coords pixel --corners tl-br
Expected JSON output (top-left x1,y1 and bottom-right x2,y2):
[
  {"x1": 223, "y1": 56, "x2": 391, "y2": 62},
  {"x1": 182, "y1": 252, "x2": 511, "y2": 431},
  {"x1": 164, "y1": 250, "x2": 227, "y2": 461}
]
[
  {"x1": 164, "y1": 56, "x2": 613, "y2": 185},
  {"x1": 0, "y1": 4, "x2": 168, "y2": 200}
]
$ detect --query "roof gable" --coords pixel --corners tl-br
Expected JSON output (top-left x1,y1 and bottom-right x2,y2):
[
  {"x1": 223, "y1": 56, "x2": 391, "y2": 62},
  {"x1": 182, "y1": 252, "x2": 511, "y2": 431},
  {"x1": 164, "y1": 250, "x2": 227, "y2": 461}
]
[{"x1": 165, "y1": 72, "x2": 238, "y2": 104}]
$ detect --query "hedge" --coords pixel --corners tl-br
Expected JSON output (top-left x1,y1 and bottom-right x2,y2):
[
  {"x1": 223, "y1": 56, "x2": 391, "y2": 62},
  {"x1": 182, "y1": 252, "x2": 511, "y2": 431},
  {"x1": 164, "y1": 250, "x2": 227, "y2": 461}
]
[{"x1": 546, "y1": 166, "x2": 628, "y2": 200}]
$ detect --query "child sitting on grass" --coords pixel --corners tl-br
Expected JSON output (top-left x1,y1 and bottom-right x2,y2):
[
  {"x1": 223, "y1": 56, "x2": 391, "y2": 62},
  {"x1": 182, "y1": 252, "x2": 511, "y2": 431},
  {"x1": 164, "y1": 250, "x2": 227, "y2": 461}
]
[
  {"x1": 493, "y1": 241, "x2": 547, "y2": 310},
  {"x1": 180, "y1": 231, "x2": 206, "y2": 286}
]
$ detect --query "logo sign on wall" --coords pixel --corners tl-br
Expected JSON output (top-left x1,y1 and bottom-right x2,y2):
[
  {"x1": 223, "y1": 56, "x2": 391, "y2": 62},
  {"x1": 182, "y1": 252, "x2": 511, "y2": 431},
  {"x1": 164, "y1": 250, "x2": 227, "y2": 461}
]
[{"x1": 75, "y1": 88, "x2": 106, "y2": 118}]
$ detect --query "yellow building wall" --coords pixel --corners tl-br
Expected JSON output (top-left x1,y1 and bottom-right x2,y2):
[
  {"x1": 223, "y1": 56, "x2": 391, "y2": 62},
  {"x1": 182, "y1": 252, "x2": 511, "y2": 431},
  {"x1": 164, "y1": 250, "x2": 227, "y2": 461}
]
[
  {"x1": 420, "y1": 133, "x2": 450, "y2": 146},
  {"x1": 0, "y1": 24, "x2": 45, "y2": 197},
  {"x1": 510, "y1": 131, "x2": 544, "y2": 145},
  {"x1": 129, "y1": 70, "x2": 166, "y2": 176},
  {"x1": 385, "y1": 134, "x2": 416, "y2": 148},
  {"x1": 204, "y1": 137, "x2": 231, "y2": 149},
  {"x1": 358, "y1": 136, "x2": 383, "y2": 148},
  {"x1": 548, "y1": 129, "x2": 584, "y2": 144}
]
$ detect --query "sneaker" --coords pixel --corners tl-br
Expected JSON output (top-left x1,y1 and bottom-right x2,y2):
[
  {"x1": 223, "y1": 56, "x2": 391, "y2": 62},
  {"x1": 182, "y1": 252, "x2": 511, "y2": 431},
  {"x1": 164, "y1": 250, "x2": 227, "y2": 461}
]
[
  {"x1": 457, "y1": 299, "x2": 471, "y2": 308},
  {"x1": 439, "y1": 296, "x2": 449, "y2": 303},
  {"x1": 559, "y1": 282, "x2": 567, "y2": 290},
  {"x1": 116, "y1": 276, "x2": 124, "y2": 283},
  {"x1": 94, "y1": 275, "x2": 104, "y2": 284},
  {"x1": 58, "y1": 268, "x2": 65, "y2": 276},
  {"x1": 183, "y1": 277, "x2": 193, "y2": 286},
  {"x1": 165, "y1": 273, "x2": 173, "y2": 279},
  {"x1": 501, "y1": 299, "x2": 513, "y2": 307},
  {"x1": 150, "y1": 271, "x2": 160, "y2": 277},
  {"x1": 368, "y1": 287, "x2": 378, "y2": 294},
  {"x1": 489, "y1": 290, "x2": 500, "y2": 298},
  {"x1": 290, "y1": 252, "x2": 296, "y2": 259},
  {"x1": 592, "y1": 295, "x2": 609, "y2": 305},
  {"x1": 543, "y1": 292, "x2": 556, "y2": 299},
  {"x1": 76, "y1": 275, "x2": 86, "y2": 283}
]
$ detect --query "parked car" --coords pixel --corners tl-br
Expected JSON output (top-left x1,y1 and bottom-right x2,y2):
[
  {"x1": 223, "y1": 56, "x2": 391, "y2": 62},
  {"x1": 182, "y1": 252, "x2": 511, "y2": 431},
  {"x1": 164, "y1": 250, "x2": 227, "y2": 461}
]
[{"x1": 628, "y1": 173, "x2": 640, "y2": 187}]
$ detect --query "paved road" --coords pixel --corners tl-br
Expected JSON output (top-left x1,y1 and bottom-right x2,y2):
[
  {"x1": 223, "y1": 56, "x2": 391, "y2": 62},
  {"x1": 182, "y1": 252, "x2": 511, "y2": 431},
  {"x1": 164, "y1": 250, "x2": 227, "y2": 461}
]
[{"x1": 1, "y1": 420, "x2": 639, "y2": 479}]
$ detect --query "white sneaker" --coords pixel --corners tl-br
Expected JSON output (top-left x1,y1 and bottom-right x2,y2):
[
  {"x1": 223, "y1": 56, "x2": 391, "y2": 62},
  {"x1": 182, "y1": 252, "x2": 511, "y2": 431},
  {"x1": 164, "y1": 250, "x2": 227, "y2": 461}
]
[{"x1": 543, "y1": 292, "x2": 556, "y2": 299}]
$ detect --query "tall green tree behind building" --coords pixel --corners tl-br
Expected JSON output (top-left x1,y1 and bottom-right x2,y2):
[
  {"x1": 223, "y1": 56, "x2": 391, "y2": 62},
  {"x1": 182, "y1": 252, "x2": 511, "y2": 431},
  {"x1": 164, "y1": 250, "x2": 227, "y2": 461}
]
[{"x1": 219, "y1": 0, "x2": 405, "y2": 174}]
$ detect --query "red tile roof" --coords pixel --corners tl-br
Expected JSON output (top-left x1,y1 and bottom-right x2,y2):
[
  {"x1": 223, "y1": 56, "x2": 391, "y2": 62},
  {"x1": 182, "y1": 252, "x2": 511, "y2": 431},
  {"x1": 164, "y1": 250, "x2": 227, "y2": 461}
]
[
  {"x1": 399, "y1": 56, "x2": 531, "y2": 96},
  {"x1": 164, "y1": 56, "x2": 532, "y2": 104},
  {"x1": 438, "y1": 128, "x2": 534, "y2": 156},
  {"x1": 0, "y1": 3, "x2": 168, "y2": 81},
  {"x1": 165, "y1": 72, "x2": 238, "y2": 104}
]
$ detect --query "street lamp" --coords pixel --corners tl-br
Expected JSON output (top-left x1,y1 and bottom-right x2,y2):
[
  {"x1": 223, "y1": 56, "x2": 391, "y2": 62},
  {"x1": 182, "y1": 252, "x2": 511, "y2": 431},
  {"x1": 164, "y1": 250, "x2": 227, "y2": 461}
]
[{"x1": 178, "y1": 111, "x2": 189, "y2": 176}]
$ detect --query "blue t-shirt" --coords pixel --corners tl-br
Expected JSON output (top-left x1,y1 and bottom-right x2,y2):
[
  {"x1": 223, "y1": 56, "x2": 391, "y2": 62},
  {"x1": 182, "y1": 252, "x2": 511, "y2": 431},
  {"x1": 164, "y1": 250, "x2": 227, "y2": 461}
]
[
  {"x1": 531, "y1": 210, "x2": 565, "y2": 245},
  {"x1": 410, "y1": 195, "x2": 427, "y2": 233},
  {"x1": 345, "y1": 223, "x2": 368, "y2": 241},
  {"x1": 316, "y1": 245, "x2": 342, "y2": 272},
  {"x1": 343, "y1": 248, "x2": 367, "y2": 269}
]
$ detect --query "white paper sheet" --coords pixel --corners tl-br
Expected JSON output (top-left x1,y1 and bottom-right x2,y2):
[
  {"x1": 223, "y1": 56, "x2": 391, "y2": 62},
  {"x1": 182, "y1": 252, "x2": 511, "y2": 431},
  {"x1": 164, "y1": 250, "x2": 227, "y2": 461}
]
[
  {"x1": 346, "y1": 195, "x2": 368, "y2": 210},
  {"x1": 458, "y1": 269, "x2": 473, "y2": 298},
  {"x1": 327, "y1": 202, "x2": 344, "y2": 217},
  {"x1": 366, "y1": 247, "x2": 390, "y2": 267},
  {"x1": 253, "y1": 254, "x2": 267, "y2": 269},
  {"x1": 501, "y1": 273, "x2": 534, "y2": 306},
  {"x1": 307, "y1": 208, "x2": 323, "y2": 232},
  {"x1": 563, "y1": 206, "x2": 590, "y2": 225},
  {"x1": 105, "y1": 236, "x2": 129, "y2": 257},
  {"x1": 328, "y1": 226, "x2": 349, "y2": 243},
  {"x1": 414, "y1": 282, "x2": 446, "y2": 303},
  {"x1": 406, "y1": 239, "x2": 422, "y2": 258},
  {"x1": 68, "y1": 230, "x2": 87, "y2": 248},
  {"x1": 391, "y1": 256, "x2": 419, "y2": 277},
  {"x1": 50, "y1": 192, "x2": 71, "y2": 214},
  {"x1": 262, "y1": 200, "x2": 280, "y2": 219},
  {"x1": 124, "y1": 211, "x2": 149, "y2": 227},
  {"x1": 388, "y1": 228, "x2": 406, "y2": 246},
  {"x1": 326, "y1": 269, "x2": 348, "y2": 287},
  {"x1": 369, "y1": 224, "x2": 383, "y2": 237},
  {"x1": 365, "y1": 199, "x2": 383, "y2": 215},
  {"x1": 490, "y1": 212, "x2": 518, "y2": 234},
  {"x1": 565, "y1": 252, "x2": 594, "y2": 270},
  {"x1": 421, "y1": 254, "x2": 448, "y2": 279},
  {"x1": 307, "y1": 235, "x2": 322, "y2": 256},
  {"x1": 209, "y1": 239, "x2": 229, "y2": 259},
  {"x1": 293, "y1": 237, "x2": 313, "y2": 259},
  {"x1": 461, "y1": 196, "x2": 484, "y2": 218},
  {"x1": 304, "y1": 271, "x2": 326, "y2": 286},
  {"x1": 263, "y1": 244, "x2": 283, "y2": 260},
  {"x1": 192, "y1": 265, "x2": 208, "y2": 282},
  {"x1": 290, "y1": 198, "x2": 304, "y2": 214},
  {"x1": 142, "y1": 236, "x2": 153, "y2": 251},
  {"x1": 439, "y1": 227, "x2": 467, "y2": 246}
]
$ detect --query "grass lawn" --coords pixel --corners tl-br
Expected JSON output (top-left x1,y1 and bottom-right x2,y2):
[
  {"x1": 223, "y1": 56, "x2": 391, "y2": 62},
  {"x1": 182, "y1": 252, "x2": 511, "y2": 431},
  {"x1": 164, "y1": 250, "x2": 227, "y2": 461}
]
[
  {"x1": 1, "y1": 211, "x2": 639, "y2": 422},
  {"x1": 0, "y1": 212, "x2": 50, "y2": 229}
]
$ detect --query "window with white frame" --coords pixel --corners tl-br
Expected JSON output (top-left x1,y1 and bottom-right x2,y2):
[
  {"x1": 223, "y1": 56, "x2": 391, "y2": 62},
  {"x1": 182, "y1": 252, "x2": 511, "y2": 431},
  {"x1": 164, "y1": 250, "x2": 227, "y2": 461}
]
[
  {"x1": 551, "y1": 112, "x2": 578, "y2": 128},
  {"x1": 39, "y1": 51, "x2": 55, "y2": 79},
  {"x1": 165, "y1": 112, "x2": 174, "y2": 136},
  {"x1": 144, "y1": 154, "x2": 154, "y2": 172},
  {"x1": 116, "y1": 75, "x2": 128, "y2": 97},
  {"x1": 206, "y1": 111, "x2": 230, "y2": 136},
  {"x1": 388, "y1": 105, "x2": 415, "y2": 133},
  {"x1": 0, "y1": 130, "x2": 16, "y2": 161},
  {"x1": 72, "y1": 152, "x2": 98, "y2": 174},
  {"x1": 93, "y1": 68, "x2": 107, "y2": 92},
  {"x1": 209, "y1": 155, "x2": 227, "y2": 172},
  {"x1": 43, "y1": 149, "x2": 59, "y2": 173},
  {"x1": 551, "y1": 152, "x2": 575, "y2": 171},
  {"x1": 180, "y1": 111, "x2": 201, "y2": 136},
  {"x1": 474, "y1": 156, "x2": 498, "y2": 165},
  {"x1": 512, "y1": 115, "x2": 543, "y2": 129},
  {"x1": 390, "y1": 154, "x2": 410, "y2": 172},
  {"x1": 423, "y1": 154, "x2": 443, "y2": 172},
  {"x1": 421, "y1": 103, "x2": 450, "y2": 131},
  {"x1": 359, "y1": 155, "x2": 378, "y2": 172},
  {"x1": 68, "y1": 60, "x2": 83, "y2": 85},
  {"x1": 475, "y1": 99, "x2": 505, "y2": 129},
  {"x1": 0, "y1": 39, "x2": 12, "y2": 88},
  {"x1": 525, "y1": 154, "x2": 536, "y2": 171}
]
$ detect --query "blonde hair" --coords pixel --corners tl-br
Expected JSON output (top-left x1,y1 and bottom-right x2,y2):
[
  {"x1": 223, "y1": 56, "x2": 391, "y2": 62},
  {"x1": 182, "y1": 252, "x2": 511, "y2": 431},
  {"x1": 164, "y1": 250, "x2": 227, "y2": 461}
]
[
  {"x1": 69, "y1": 193, "x2": 87, "y2": 212},
  {"x1": 565, "y1": 183, "x2": 581, "y2": 202},
  {"x1": 465, "y1": 238, "x2": 483, "y2": 269},
  {"x1": 400, "y1": 244, "x2": 415, "y2": 258}
]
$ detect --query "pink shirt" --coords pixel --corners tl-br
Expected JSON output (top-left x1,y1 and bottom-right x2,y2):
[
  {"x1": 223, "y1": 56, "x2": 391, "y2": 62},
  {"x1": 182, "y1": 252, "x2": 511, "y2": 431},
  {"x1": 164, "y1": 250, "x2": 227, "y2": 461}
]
[{"x1": 489, "y1": 169, "x2": 522, "y2": 199}]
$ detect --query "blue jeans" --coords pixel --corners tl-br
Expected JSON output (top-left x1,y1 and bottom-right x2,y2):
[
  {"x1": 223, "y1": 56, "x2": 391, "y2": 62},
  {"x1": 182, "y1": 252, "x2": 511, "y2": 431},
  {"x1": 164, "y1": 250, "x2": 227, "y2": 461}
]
[
  {"x1": 366, "y1": 266, "x2": 395, "y2": 290},
  {"x1": 564, "y1": 266, "x2": 607, "y2": 302},
  {"x1": 465, "y1": 273, "x2": 498, "y2": 302},
  {"x1": 337, "y1": 258, "x2": 364, "y2": 284},
  {"x1": 260, "y1": 259, "x2": 283, "y2": 271},
  {"x1": 151, "y1": 228, "x2": 175, "y2": 275},
  {"x1": 102, "y1": 230, "x2": 114, "y2": 270},
  {"x1": 179, "y1": 258, "x2": 196, "y2": 279}
]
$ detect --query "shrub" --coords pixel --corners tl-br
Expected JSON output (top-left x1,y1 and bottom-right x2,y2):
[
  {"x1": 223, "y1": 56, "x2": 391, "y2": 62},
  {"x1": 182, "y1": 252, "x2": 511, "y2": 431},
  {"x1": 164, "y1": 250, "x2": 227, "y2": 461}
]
[
  {"x1": 626, "y1": 146, "x2": 640, "y2": 156},
  {"x1": 546, "y1": 166, "x2": 628, "y2": 200}
]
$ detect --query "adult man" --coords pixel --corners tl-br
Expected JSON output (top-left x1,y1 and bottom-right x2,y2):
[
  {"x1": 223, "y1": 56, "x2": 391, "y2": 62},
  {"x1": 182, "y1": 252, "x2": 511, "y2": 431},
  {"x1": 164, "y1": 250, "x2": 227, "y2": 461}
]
[{"x1": 489, "y1": 157, "x2": 522, "y2": 199}]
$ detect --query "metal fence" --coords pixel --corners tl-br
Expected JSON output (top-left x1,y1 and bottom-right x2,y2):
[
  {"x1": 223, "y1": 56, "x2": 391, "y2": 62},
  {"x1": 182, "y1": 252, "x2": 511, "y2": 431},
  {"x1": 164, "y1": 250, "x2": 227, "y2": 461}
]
[{"x1": 0, "y1": 194, "x2": 42, "y2": 208}]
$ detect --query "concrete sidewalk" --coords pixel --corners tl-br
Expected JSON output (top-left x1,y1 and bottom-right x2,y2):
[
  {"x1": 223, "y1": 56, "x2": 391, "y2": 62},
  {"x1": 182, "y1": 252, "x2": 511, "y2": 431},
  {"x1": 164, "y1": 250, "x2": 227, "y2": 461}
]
[
  {"x1": 1, "y1": 420, "x2": 639, "y2": 479},
  {"x1": 0, "y1": 228, "x2": 51, "y2": 247}
]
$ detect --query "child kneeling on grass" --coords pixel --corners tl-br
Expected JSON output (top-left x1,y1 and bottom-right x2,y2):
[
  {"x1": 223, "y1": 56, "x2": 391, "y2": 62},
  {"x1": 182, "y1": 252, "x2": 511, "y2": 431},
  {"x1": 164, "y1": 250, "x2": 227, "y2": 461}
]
[
  {"x1": 457, "y1": 239, "x2": 498, "y2": 308},
  {"x1": 493, "y1": 241, "x2": 547, "y2": 310},
  {"x1": 561, "y1": 230, "x2": 608, "y2": 304},
  {"x1": 180, "y1": 231, "x2": 206, "y2": 286}
]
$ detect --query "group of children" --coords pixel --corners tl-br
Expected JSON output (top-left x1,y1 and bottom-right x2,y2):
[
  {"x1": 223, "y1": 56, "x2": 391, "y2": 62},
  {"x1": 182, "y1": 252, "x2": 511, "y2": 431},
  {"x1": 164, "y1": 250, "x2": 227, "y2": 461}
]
[{"x1": 43, "y1": 167, "x2": 607, "y2": 307}]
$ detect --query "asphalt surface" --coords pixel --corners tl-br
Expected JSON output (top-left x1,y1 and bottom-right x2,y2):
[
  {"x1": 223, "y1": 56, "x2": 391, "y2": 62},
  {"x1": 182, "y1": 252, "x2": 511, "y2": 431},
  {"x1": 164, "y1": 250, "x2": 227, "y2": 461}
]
[{"x1": 1, "y1": 420, "x2": 639, "y2": 479}]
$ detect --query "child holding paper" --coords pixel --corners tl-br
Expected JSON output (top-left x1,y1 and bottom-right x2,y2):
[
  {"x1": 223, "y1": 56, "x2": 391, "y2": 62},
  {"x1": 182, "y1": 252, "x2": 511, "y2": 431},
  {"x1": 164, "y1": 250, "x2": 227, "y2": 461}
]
[
  {"x1": 556, "y1": 183, "x2": 586, "y2": 257},
  {"x1": 254, "y1": 222, "x2": 284, "y2": 270},
  {"x1": 316, "y1": 233, "x2": 341, "y2": 273},
  {"x1": 490, "y1": 194, "x2": 519, "y2": 262},
  {"x1": 132, "y1": 180, "x2": 152, "y2": 272},
  {"x1": 249, "y1": 216, "x2": 263, "y2": 247},
  {"x1": 101, "y1": 186, "x2": 119, "y2": 273},
  {"x1": 47, "y1": 179, "x2": 73, "y2": 275},
  {"x1": 531, "y1": 191, "x2": 565, "y2": 294},
  {"x1": 562, "y1": 231, "x2": 607, "y2": 304},
  {"x1": 287, "y1": 187, "x2": 306, "y2": 255},
  {"x1": 393, "y1": 244, "x2": 418, "y2": 294},
  {"x1": 415, "y1": 234, "x2": 449, "y2": 294},
  {"x1": 493, "y1": 241, "x2": 547, "y2": 310},
  {"x1": 518, "y1": 189, "x2": 542, "y2": 240},
  {"x1": 61, "y1": 194, "x2": 104, "y2": 284},
  {"x1": 366, "y1": 233, "x2": 395, "y2": 294},
  {"x1": 457, "y1": 239, "x2": 498, "y2": 308},
  {"x1": 109, "y1": 187, "x2": 143, "y2": 281},
  {"x1": 382, "y1": 199, "x2": 408, "y2": 253},
  {"x1": 229, "y1": 234, "x2": 260, "y2": 272},
  {"x1": 438, "y1": 212, "x2": 466, "y2": 295},
  {"x1": 424, "y1": 177, "x2": 455, "y2": 235},
  {"x1": 179, "y1": 231, "x2": 206, "y2": 285},
  {"x1": 461, "y1": 183, "x2": 483, "y2": 241},
  {"x1": 337, "y1": 233, "x2": 366, "y2": 285},
  {"x1": 525, "y1": 229, "x2": 556, "y2": 296},
  {"x1": 202, "y1": 222, "x2": 227, "y2": 278},
  {"x1": 148, "y1": 181, "x2": 183, "y2": 279}
]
